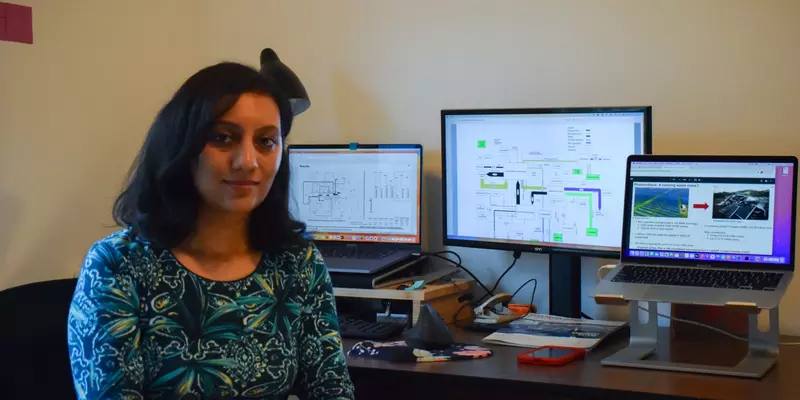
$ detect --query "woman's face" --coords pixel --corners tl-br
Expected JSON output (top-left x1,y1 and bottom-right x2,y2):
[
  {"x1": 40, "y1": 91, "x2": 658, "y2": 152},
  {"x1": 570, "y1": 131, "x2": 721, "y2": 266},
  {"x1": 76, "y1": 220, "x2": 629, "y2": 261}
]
[{"x1": 193, "y1": 93, "x2": 283, "y2": 215}]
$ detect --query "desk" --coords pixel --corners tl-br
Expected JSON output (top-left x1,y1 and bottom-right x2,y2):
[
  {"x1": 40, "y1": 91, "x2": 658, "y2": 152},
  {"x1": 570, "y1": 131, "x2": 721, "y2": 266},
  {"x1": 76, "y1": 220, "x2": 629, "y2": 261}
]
[{"x1": 344, "y1": 328, "x2": 798, "y2": 399}]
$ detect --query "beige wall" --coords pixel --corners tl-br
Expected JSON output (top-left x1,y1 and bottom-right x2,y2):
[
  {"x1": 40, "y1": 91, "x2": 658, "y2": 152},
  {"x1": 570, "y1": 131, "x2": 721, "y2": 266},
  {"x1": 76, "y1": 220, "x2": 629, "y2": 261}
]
[
  {"x1": 0, "y1": 0, "x2": 205, "y2": 287},
  {"x1": 2, "y1": 0, "x2": 799, "y2": 332}
]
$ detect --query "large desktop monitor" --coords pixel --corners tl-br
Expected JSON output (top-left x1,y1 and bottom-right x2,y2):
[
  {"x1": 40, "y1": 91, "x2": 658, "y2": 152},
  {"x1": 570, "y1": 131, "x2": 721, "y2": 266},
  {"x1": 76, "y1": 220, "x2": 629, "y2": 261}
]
[{"x1": 441, "y1": 106, "x2": 652, "y2": 316}]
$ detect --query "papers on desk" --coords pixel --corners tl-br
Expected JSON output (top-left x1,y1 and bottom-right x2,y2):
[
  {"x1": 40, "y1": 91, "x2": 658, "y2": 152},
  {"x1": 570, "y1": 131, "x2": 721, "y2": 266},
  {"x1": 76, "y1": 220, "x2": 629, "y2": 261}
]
[{"x1": 482, "y1": 314, "x2": 626, "y2": 350}]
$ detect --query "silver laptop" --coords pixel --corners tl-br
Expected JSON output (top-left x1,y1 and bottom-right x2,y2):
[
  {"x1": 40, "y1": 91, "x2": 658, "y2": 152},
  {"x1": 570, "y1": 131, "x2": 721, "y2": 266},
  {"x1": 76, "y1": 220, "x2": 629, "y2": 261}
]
[
  {"x1": 595, "y1": 155, "x2": 798, "y2": 309},
  {"x1": 287, "y1": 144, "x2": 423, "y2": 274}
]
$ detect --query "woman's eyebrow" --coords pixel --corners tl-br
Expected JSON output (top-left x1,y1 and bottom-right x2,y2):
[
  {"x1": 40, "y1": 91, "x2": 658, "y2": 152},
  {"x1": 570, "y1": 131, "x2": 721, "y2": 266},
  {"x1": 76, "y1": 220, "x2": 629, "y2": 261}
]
[
  {"x1": 214, "y1": 120, "x2": 242, "y2": 131},
  {"x1": 256, "y1": 125, "x2": 280, "y2": 135}
]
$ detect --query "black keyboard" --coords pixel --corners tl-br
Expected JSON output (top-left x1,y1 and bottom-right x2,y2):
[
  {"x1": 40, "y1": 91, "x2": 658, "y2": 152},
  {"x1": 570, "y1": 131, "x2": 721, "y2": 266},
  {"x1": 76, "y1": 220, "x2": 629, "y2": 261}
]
[
  {"x1": 320, "y1": 247, "x2": 398, "y2": 260},
  {"x1": 611, "y1": 264, "x2": 783, "y2": 291},
  {"x1": 337, "y1": 316, "x2": 405, "y2": 340}
]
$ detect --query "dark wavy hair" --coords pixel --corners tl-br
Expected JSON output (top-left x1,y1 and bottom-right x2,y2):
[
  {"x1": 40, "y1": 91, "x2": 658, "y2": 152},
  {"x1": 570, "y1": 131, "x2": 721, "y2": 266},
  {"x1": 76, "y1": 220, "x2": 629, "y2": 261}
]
[{"x1": 113, "y1": 62, "x2": 307, "y2": 252}]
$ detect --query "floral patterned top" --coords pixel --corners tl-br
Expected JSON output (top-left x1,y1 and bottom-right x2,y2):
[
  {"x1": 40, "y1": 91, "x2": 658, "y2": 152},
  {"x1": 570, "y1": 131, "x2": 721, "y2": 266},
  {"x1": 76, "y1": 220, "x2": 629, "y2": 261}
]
[{"x1": 67, "y1": 228, "x2": 354, "y2": 400}]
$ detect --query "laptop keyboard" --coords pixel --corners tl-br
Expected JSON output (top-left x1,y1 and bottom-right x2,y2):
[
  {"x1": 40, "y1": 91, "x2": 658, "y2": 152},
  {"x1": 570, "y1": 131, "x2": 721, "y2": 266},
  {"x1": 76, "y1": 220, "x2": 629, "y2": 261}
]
[
  {"x1": 611, "y1": 264, "x2": 783, "y2": 291},
  {"x1": 320, "y1": 247, "x2": 398, "y2": 260}
]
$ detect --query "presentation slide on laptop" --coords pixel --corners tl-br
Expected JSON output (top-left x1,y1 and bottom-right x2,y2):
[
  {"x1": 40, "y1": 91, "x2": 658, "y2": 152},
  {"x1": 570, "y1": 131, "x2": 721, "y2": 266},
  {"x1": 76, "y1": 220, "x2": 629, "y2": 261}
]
[
  {"x1": 627, "y1": 161, "x2": 794, "y2": 265},
  {"x1": 288, "y1": 147, "x2": 421, "y2": 244}
]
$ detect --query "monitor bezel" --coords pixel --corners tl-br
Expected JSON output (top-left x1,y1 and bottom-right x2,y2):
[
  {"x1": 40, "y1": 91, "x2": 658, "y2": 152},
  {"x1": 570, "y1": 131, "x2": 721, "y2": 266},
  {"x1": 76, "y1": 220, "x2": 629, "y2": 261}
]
[
  {"x1": 287, "y1": 143, "x2": 424, "y2": 248},
  {"x1": 440, "y1": 106, "x2": 653, "y2": 257},
  {"x1": 621, "y1": 154, "x2": 798, "y2": 271}
]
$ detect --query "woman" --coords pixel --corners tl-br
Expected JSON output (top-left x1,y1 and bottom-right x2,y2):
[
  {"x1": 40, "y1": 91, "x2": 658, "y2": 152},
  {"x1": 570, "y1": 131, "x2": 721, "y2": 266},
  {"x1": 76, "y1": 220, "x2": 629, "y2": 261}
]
[{"x1": 67, "y1": 62, "x2": 355, "y2": 399}]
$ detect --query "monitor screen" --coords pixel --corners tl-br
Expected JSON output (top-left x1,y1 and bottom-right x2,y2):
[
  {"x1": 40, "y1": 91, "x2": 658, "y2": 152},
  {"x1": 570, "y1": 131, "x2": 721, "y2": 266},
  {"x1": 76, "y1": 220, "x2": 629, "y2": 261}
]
[
  {"x1": 623, "y1": 159, "x2": 796, "y2": 267},
  {"x1": 288, "y1": 145, "x2": 422, "y2": 244},
  {"x1": 442, "y1": 107, "x2": 651, "y2": 255}
]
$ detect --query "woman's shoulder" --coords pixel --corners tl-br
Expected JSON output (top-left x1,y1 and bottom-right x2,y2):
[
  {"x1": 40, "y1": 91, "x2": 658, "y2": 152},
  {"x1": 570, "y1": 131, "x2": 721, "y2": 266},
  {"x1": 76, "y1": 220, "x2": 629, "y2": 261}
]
[
  {"x1": 85, "y1": 227, "x2": 156, "y2": 274},
  {"x1": 89, "y1": 226, "x2": 146, "y2": 253}
]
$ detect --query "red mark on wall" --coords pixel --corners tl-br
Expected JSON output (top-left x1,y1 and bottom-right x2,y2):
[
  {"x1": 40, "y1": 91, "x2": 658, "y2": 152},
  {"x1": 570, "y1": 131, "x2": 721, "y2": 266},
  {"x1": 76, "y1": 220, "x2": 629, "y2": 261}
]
[{"x1": 0, "y1": 2, "x2": 33, "y2": 44}]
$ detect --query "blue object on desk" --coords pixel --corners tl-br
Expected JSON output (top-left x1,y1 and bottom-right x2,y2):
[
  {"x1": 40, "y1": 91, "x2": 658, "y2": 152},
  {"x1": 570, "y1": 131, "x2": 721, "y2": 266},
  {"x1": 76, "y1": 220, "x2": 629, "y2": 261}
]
[
  {"x1": 349, "y1": 142, "x2": 358, "y2": 150},
  {"x1": 404, "y1": 280, "x2": 425, "y2": 291}
]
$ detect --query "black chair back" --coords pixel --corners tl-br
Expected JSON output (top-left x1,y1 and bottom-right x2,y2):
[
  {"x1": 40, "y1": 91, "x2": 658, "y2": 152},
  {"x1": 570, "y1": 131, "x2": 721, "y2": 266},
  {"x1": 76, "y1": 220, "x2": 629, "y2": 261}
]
[{"x1": 0, "y1": 278, "x2": 78, "y2": 399}]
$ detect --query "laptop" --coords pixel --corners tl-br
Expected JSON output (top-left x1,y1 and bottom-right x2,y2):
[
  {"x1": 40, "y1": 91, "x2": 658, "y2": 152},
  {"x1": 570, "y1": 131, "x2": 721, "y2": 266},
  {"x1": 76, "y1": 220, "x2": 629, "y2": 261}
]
[
  {"x1": 287, "y1": 144, "x2": 423, "y2": 274},
  {"x1": 595, "y1": 155, "x2": 798, "y2": 309}
]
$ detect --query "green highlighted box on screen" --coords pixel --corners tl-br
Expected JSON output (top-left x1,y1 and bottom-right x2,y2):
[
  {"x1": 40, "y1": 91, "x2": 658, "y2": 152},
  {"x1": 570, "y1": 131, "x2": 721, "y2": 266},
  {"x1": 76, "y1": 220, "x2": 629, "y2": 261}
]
[
  {"x1": 477, "y1": 140, "x2": 486, "y2": 148},
  {"x1": 586, "y1": 228, "x2": 598, "y2": 237},
  {"x1": 553, "y1": 233, "x2": 563, "y2": 242}
]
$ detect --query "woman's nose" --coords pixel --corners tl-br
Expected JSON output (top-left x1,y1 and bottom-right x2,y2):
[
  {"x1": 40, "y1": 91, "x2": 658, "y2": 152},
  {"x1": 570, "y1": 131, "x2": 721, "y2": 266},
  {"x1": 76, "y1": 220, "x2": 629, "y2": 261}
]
[{"x1": 232, "y1": 143, "x2": 258, "y2": 171}]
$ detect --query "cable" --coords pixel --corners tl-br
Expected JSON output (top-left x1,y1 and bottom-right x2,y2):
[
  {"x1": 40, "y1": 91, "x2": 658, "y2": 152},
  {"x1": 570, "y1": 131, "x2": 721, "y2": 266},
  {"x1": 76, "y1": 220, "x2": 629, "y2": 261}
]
[
  {"x1": 428, "y1": 252, "x2": 487, "y2": 293},
  {"x1": 419, "y1": 250, "x2": 512, "y2": 327},
  {"x1": 452, "y1": 301, "x2": 472, "y2": 329},
  {"x1": 478, "y1": 250, "x2": 522, "y2": 303},
  {"x1": 636, "y1": 305, "x2": 800, "y2": 345},
  {"x1": 444, "y1": 278, "x2": 475, "y2": 328},
  {"x1": 510, "y1": 278, "x2": 538, "y2": 318},
  {"x1": 447, "y1": 278, "x2": 473, "y2": 303},
  {"x1": 637, "y1": 305, "x2": 747, "y2": 341},
  {"x1": 510, "y1": 278, "x2": 537, "y2": 300},
  {"x1": 420, "y1": 251, "x2": 494, "y2": 296},
  {"x1": 426, "y1": 250, "x2": 462, "y2": 266}
]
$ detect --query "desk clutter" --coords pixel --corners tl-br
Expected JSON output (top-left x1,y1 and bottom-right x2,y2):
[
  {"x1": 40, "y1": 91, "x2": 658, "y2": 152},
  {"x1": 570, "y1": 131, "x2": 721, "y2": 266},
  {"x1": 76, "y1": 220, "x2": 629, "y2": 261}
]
[
  {"x1": 345, "y1": 304, "x2": 494, "y2": 363},
  {"x1": 344, "y1": 327, "x2": 800, "y2": 400},
  {"x1": 348, "y1": 341, "x2": 493, "y2": 363},
  {"x1": 336, "y1": 284, "x2": 623, "y2": 365},
  {"x1": 481, "y1": 313, "x2": 626, "y2": 350}
]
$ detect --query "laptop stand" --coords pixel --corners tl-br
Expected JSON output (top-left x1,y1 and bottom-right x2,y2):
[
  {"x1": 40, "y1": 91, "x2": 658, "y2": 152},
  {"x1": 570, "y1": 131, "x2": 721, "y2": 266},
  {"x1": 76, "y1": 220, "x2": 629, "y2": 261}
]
[{"x1": 598, "y1": 299, "x2": 780, "y2": 378}]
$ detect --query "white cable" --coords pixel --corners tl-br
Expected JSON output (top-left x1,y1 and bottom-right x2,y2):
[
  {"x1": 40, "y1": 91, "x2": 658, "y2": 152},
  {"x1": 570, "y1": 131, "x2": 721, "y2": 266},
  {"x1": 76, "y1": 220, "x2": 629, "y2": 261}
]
[
  {"x1": 637, "y1": 306, "x2": 800, "y2": 345},
  {"x1": 638, "y1": 305, "x2": 746, "y2": 341}
]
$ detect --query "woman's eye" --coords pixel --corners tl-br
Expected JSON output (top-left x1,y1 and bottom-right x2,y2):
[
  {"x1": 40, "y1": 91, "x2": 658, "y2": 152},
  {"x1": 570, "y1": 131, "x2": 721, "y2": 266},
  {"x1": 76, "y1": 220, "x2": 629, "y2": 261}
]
[
  {"x1": 259, "y1": 137, "x2": 278, "y2": 149},
  {"x1": 210, "y1": 133, "x2": 233, "y2": 145}
]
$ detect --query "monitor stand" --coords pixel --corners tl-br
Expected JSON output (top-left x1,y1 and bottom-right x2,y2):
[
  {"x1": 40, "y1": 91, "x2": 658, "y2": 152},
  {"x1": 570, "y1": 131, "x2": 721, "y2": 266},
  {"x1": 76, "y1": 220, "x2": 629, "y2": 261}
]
[
  {"x1": 549, "y1": 253, "x2": 582, "y2": 318},
  {"x1": 601, "y1": 302, "x2": 780, "y2": 378}
]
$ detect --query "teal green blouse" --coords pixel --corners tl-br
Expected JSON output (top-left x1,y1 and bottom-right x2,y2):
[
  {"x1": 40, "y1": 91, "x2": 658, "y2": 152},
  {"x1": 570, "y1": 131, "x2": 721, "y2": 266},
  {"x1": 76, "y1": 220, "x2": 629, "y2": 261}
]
[{"x1": 67, "y1": 228, "x2": 354, "y2": 399}]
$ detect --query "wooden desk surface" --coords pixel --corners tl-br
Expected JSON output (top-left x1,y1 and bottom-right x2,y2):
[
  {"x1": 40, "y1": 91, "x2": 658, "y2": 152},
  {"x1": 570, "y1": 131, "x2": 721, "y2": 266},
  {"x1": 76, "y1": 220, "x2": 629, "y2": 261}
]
[{"x1": 344, "y1": 328, "x2": 798, "y2": 399}]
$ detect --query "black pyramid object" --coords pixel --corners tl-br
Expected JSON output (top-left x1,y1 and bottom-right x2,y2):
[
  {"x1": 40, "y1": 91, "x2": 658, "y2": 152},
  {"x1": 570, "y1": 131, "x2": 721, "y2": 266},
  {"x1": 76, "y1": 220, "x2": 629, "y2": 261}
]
[{"x1": 404, "y1": 304, "x2": 454, "y2": 350}]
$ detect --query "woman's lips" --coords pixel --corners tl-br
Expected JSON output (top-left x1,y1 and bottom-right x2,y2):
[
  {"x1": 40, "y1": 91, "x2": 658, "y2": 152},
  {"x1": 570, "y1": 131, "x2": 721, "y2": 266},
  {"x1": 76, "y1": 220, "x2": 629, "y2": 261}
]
[
  {"x1": 224, "y1": 180, "x2": 259, "y2": 186},
  {"x1": 224, "y1": 180, "x2": 259, "y2": 194}
]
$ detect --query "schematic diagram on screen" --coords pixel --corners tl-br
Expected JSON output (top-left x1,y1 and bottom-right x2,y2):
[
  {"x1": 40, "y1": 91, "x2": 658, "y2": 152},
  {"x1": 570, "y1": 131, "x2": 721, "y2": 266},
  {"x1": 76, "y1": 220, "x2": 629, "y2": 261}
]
[
  {"x1": 302, "y1": 179, "x2": 341, "y2": 218},
  {"x1": 457, "y1": 133, "x2": 627, "y2": 248},
  {"x1": 290, "y1": 159, "x2": 420, "y2": 235},
  {"x1": 300, "y1": 172, "x2": 362, "y2": 221}
]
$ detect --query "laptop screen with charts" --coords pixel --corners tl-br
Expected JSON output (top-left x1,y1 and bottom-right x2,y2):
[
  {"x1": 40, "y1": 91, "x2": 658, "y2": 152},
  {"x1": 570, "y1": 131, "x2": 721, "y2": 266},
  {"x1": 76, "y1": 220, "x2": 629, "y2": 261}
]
[
  {"x1": 287, "y1": 144, "x2": 422, "y2": 246},
  {"x1": 621, "y1": 156, "x2": 798, "y2": 271}
]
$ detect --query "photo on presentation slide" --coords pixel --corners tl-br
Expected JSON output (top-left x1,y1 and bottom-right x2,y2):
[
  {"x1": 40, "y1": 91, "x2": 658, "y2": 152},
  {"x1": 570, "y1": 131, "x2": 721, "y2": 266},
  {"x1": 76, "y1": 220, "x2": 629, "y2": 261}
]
[
  {"x1": 712, "y1": 187, "x2": 770, "y2": 220},
  {"x1": 633, "y1": 187, "x2": 690, "y2": 218}
]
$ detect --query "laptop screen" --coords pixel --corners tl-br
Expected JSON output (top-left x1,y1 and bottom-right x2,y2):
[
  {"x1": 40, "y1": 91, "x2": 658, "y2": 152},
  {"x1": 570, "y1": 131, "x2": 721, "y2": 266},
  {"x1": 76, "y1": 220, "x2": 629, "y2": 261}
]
[
  {"x1": 288, "y1": 145, "x2": 422, "y2": 245},
  {"x1": 623, "y1": 159, "x2": 796, "y2": 268}
]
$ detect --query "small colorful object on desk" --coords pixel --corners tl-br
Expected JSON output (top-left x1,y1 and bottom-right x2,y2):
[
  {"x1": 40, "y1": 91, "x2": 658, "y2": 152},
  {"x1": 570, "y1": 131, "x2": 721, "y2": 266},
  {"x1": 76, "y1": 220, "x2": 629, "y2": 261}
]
[
  {"x1": 348, "y1": 340, "x2": 493, "y2": 363},
  {"x1": 508, "y1": 303, "x2": 536, "y2": 315},
  {"x1": 404, "y1": 280, "x2": 425, "y2": 291},
  {"x1": 517, "y1": 346, "x2": 585, "y2": 366}
]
